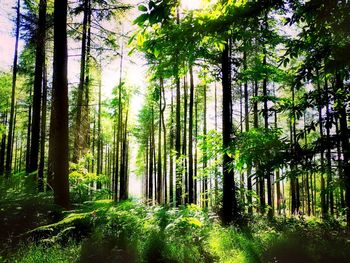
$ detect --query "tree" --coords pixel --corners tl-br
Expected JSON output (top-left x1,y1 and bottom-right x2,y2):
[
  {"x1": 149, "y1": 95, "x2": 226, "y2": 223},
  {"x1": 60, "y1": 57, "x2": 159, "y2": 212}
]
[
  {"x1": 50, "y1": 0, "x2": 70, "y2": 208},
  {"x1": 28, "y1": 0, "x2": 47, "y2": 175},
  {"x1": 6, "y1": 0, "x2": 21, "y2": 176},
  {"x1": 221, "y1": 43, "x2": 238, "y2": 224}
]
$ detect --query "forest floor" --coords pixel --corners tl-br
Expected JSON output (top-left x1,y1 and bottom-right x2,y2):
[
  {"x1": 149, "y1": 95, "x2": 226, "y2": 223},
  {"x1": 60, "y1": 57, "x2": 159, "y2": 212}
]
[{"x1": 1, "y1": 177, "x2": 350, "y2": 263}]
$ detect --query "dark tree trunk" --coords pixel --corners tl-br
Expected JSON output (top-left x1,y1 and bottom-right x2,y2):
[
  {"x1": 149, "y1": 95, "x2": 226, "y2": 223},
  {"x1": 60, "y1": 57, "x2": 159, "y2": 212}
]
[
  {"x1": 145, "y1": 139, "x2": 149, "y2": 199},
  {"x1": 29, "y1": 0, "x2": 47, "y2": 175},
  {"x1": 120, "y1": 109, "x2": 129, "y2": 201},
  {"x1": 335, "y1": 71, "x2": 350, "y2": 227},
  {"x1": 221, "y1": 43, "x2": 238, "y2": 224},
  {"x1": 96, "y1": 70, "x2": 102, "y2": 189},
  {"x1": 26, "y1": 87, "x2": 32, "y2": 174},
  {"x1": 175, "y1": 77, "x2": 182, "y2": 206},
  {"x1": 194, "y1": 89, "x2": 198, "y2": 204},
  {"x1": 0, "y1": 113, "x2": 7, "y2": 175},
  {"x1": 183, "y1": 76, "x2": 188, "y2": 203},
  {"x1": 50, "y1": 0, "x2": 70, "y2": 209},
  {"x1": 6, "y1": 0, "x2": 20, "y2": 176},
  {"x1": 243, "y1": 51, "x2": 252, "y2": 214},
  {"x1": 316, "y1": 70, "x2": 326, "y2": 218},
  {"x1": 38, "y1": 51, "x2": 48, "y2": 192},
  {"x1": 203, "y1": 83, "x2": 208, "y2": 208},
  {"x1": 169, "y1": 85, "x2": 174, "y2": 204},
  {"x1": 157, "y1": 78, "x2": 163, "y2": 204},
  {"x1": 161, "y1": 80, "x2": 167, "y2": 203},
  {"x1": 148, "y1": 108, "x2": 154, "y2": 201},
  {"x1": 325, "y1": 78, "x2": 334, "y2": 215},
  {"x1": 73, "y1": 0, "x2": 91, "y2": 162},
  {"x1": 188, "y1": 66, "x2": 194, "y2": 204}
]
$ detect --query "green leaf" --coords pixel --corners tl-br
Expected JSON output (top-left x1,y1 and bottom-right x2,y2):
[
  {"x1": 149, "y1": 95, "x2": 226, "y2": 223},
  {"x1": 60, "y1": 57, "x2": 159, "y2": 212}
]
[
  {"x1": 154, "y1": 48, "x2": 160, "y2": 58},
  {"x1": 138, "y1": 5, "x2": 148, "y2": 12},
  {"x1": 133, "y1": 13, "x2": 148, "y2": 26},
  {"x1": 137, "y1": 33, "x2": 145, "y2": 46}
]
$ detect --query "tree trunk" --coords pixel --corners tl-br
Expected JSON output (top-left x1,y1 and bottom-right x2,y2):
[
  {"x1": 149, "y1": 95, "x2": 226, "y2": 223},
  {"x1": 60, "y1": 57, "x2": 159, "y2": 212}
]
[
  {"x1": 120, "y1": 108, "x2": 129, "y2": 200},
  {"x1": 161, "y1": 79, "x2": 167, "y2": 203},
  {"x1": 26, "y1": 87, "x2": 32, "y2": 174},
  {"x1": 157, "y1": 78, "x2": 163, "y2": 204},
  {"x1": 169, "y1": 85, "x2": 174, "y2": 204},
  {"x1": 325, "y1": 78, "x2": 334, "y2": 215},
  {"x1": 175, "y1": 76, "x2": 182, "y2": 206},
  {"x1": 73, "y1": 0, "x2": 91, "y2": 162},
  {"x1": 243, "y1": 51, "x2": 252, "y2": 214},
  {"x1": 203, "y1": 83, "x2": 208, "y2": 208},
  {"x1": 0, "y1": 113, "x2": 7, "y2": 175},
  {"x1": 50, "y1": 0, "x2": 70, "y2": 208},
  {"x1": 183, "y1": 76, "x2": 188, "y2": 203},
  {"x1": 96, "y1": 69, "x2": 102, "y2": 189},
  {"x1": 29, "y1": 0, "x2": 47, "y2": 175},
  {"x1": 38, "y1": 50, "x2": 48, "y2": 192},
  {"x1": 335, "y1": 71, "x2": 350, "y2": 227},
  {"x1": 316, "y1": 70, "x2": 326, "y2": 218},
  {"x1": 114, "y1": 33, "x2": 124, "y2": 200},
  {"x1": 221, "y1": 43, "x2": 238, "y2": 224},
  {"x1": 194, "y1": 89, "x2": 198, "y2": 204},
  {"x1": 188, "y1": 66, "x2": 194, "y2": 204},
  {"x1": 6, "y1": 0, "x2": 20, "y2": 176}
]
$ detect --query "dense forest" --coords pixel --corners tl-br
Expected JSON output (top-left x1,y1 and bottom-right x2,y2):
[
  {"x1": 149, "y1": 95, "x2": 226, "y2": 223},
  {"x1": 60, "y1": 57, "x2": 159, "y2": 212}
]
[{"x1": 0, "y1": 0, "x2": 350, "y2": 262}]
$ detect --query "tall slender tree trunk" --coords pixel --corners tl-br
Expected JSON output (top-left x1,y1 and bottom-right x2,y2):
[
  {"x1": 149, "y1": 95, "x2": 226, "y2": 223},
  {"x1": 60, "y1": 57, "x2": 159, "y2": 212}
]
[
  {"x1": 114, "y1": 33, "x2": 124, "y2": 201},
  {"x1": 325, "y1": 78, "x2": 334, "y2": 215},
  {"x1": 253, "y1": 79, "x2": 260, "y2": 213},
  {"x1": 6, "y1": 0, "x2": 20, "y2": 176},
  {"x1": 188, "y1": 66, "x2": 194, "y2": 204},
  {"x1": 50, "y1": 0, "x2": 70, "y2": 208},
  {"x1": 335, "y1": 71, "x2": 350, "y2": 227},
  {"x1": 214, "y1": 83, "x2": 218, "y2": 205},
  {"x1": 221, "y1": 43, "x2": 238, "y2": 224},
  {"x1": 262, "y1": 13, "x2": 272, "y2": 217},
  {"x1": 73, "y1": 0, "x2": 91, "y2": 162},
  {"x1": 175, "y1": 76, "x2": 182, "y2": 206},
  {"x1": 38, "y1": 50, "x2": 48, "y2": 192},
  {"x1": 26, "y1": 88, "x2": 32, "y2": 174},
  {"x1": 203, "y1": 83, "x2": 208, "y2": 208},
  {"x1": 29, "y1": 0, "x2": 47, "y2": 175},
  {"x1": 161, "y1": 80, "x2": 167, "y2": 203},
  {"x1": 0, "y1": 112, "x2": 8, "y2": 175},
  {"x1": 157, "y1": 78, "x2": 163, "y2": 204},
  {"x1": 194, "y1": 89, "x2": 198, "y2": 204},
  {"x1": 183, "y1": 76, "x2": 188, "y2": 203},
  {"x1": 145, "y1": 140, "x2": 149, "y2": 199},
  {"x1": 149, "y1": 108, "x2": 154, "y2": 201},
  {"x1": 316, "y1": 70, "x2": 326, "y2": 218},
  {"x1": 96, "y1": 69, "x2": 102, "y2": 189},
  {"x1": 120, "y1": 108, "x2": 129, "y2": 200},
  {"x1": 243, "y1": 51, "x2": 252, "y2": 214},
  {"x1": 169, "y1": 85, "x2": 174, "y2": 204}
]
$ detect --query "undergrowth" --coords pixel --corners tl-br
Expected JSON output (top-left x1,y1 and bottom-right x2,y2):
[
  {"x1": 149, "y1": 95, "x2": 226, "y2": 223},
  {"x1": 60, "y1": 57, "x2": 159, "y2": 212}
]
[{"x1": 2, "y1": 198, "x2": 349, "y2": 263}]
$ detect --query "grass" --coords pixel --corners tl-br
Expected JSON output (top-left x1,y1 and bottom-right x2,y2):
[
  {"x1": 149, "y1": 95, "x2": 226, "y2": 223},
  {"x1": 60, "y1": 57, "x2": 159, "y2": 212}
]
[
  {"x1": 1, "y1": 177, "x2": 350, "y2": 263},
  {"x1": 1, "y1": 199, "x2": 349, "y2": 263}
]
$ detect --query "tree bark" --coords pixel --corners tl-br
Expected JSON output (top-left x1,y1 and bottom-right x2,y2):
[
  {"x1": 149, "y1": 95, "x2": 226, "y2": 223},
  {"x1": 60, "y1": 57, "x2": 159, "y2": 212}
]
[
  {"x1": 221, "y1": 43, "x2": 238, "y2": 224},
  {"x1": 38, "y1": 49, "x2": 48, "y2": 192},
  {"x1": 50, "y1": 0, "x2": 70, "y2": 209},
  {"x1": 335, "y1": 71, "x2": 350, "y2": 227},
  {"x1": 188, "y1": 66, "x2": 194, "y2": 204},
  {"x1": 175, "y1": 76, "x2": 182, "y2": 206},
  {"x1": 29, "y1": 0, "x2": 47, "y2": 175},
  {"x1": 73, "y1": 0, "x2": 91, "y2": 162},
  {"x1": 6, "y1": 0, "x2": 20, "y2": 176}
]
